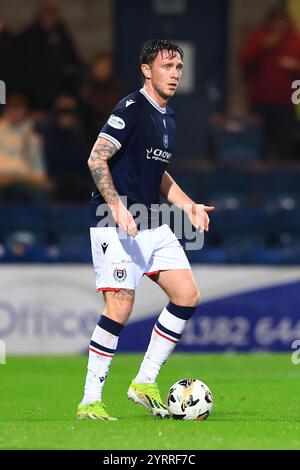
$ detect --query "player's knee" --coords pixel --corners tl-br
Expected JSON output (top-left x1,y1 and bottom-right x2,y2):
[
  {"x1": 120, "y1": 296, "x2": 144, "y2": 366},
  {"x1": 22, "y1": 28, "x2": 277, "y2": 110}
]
[
  {"x1": 111, "y1": 310, "x2": 132, "y2": 324},
  {"x1": 186, "y1": 289, "x2": 200, "y2": 307},
  {"x1": 172, "y1": 288, "x2": 200, "y2": 308},
  {"x1": 104, "y1": 304, "x2": 133, "y2": 324},
  {"x1": 104, "y1": 289, "x2": 134, "y2": 324}
]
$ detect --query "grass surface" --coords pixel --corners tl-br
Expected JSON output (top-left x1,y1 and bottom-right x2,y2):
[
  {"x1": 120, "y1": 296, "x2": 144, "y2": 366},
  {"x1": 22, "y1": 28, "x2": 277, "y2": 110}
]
[{"x1": 0, "y1": 353, "x2": 299, "y2": 450}]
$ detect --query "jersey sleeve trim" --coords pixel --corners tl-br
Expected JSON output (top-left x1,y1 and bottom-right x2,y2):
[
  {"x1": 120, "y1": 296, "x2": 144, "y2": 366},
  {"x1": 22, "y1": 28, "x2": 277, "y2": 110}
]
[{"x1": 99, "y1": 132, "x2": 122, "y2": 150}]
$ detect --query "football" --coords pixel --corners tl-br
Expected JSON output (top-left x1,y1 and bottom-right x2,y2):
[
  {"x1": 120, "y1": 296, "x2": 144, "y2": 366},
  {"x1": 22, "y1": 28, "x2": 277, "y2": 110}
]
[{"x1": 167, "y1": 378, "x2": 213, "y2": 420}]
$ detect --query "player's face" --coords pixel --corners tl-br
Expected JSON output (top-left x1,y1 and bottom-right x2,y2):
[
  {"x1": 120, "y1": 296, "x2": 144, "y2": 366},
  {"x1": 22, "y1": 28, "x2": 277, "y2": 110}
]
[{"x1": 149, "y1": 50, "x2": 183, "y2": 99}]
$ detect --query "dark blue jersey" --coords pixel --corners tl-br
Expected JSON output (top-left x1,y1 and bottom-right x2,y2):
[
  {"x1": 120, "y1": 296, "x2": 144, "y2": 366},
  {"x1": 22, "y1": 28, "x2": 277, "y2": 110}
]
[{"x1": 90, "y1": 88, "x2": 176, "y2": 227}]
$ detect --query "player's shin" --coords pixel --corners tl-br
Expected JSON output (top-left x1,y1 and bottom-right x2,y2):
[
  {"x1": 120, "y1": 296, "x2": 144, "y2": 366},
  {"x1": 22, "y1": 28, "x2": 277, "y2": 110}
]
[
  {"x1": 81, "y1": 315, "x2": 124, "y2": 406},
  {"x1": 134, "y1": 302, "x2": 197, "y2": 384}
]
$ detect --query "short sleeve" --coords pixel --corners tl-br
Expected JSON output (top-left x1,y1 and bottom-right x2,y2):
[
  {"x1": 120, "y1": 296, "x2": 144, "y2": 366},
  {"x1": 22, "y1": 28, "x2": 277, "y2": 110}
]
[{"x1": 99, "y1": 101, "x2": 139, "y2": 150}]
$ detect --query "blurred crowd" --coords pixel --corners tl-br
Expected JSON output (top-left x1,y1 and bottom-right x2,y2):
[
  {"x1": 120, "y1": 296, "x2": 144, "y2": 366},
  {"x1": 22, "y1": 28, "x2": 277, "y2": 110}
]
[
  {"x1": 240, "y1": 4, "x2": 300, "y2": 162},
  {"x1": 1, "y1": 2, "x2": 300, "y2": 205},
  {"x1": 210, "y1": 5, "x2": 300, "y2": 164},
  {"x1": 0, "y1": 1, "x2": 299, "y2": 263},
  {"x1": 0, "y1": 0, "x2": 125, "y2": 203}
]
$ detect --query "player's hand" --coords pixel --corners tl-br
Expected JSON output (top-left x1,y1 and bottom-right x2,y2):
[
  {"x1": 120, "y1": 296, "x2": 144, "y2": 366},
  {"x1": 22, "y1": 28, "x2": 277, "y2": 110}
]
[
  {"x1": 186, "y1": 204, "x2": 215, "y2": 232},
  {"x1": 110, "y1": 199, "x2": 138, "y2": 238}
]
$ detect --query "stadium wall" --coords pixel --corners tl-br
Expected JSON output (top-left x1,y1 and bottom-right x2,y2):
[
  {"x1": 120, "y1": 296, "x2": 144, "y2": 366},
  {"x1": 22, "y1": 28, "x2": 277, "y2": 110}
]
[{"x1": 0, "y1": 265, "x2": 299, "y2": 355}]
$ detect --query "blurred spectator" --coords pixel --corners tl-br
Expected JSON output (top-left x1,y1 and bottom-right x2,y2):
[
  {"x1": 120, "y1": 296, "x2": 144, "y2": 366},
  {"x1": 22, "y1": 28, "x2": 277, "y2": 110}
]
[
  {"x1": 0, "y1": 19, "x2": 17, "y2": 97},
  {"x1": 80, "y1": 52, "x2": 124, "y2": 147},
  {"x1": 0, "y1": 93, "x2": 51, "y2": 202},
  {"x1": 240, "y1": 5, "x2": 300, "y2": 161},
  {"x1": 36, "y1": 94, "x2": 90, "y2": 201},
  {"x1": 16, "y1": 0, "x2": 83, "y2": 111}
]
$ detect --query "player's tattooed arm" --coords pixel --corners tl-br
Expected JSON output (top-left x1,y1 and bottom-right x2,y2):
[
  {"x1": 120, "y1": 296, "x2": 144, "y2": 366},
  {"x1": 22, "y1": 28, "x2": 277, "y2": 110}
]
[
  {"x1": 88, "y1": 137, "x2": 120, "y2": 206},
  {"x1": 88, "y1": 137, "x2": 138, "y2": 237}
]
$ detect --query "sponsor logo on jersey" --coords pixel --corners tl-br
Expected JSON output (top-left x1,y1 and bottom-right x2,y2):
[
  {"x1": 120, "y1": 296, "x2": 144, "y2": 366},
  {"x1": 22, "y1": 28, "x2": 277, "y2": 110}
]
[
  {"x1": 113, "y1": 267, "x2": 127, "y2": 282},
  {"x1": 146, "y1": 147, "x2": 172, "y2": 162},
  {"x1": 108, "y1": 114, "x2": 125, "y2": 129}
]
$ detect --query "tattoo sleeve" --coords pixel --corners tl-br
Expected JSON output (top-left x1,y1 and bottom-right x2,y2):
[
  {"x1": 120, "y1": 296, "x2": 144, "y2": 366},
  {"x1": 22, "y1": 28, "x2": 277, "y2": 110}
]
[{"x1": 88, "y1": 138, "x2": 119, "y2": 206}]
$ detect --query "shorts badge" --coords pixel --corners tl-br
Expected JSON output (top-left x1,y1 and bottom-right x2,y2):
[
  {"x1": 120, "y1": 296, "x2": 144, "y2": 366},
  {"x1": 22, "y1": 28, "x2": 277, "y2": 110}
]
[{"x1": 113, "y1": 268, "x2": 127, "y2": 282}]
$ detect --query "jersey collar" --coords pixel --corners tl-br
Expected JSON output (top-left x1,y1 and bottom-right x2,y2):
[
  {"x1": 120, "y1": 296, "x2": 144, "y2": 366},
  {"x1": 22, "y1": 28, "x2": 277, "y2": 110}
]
[{"x1": 140, "y1": 87, "x2": 166, "y2": 114}]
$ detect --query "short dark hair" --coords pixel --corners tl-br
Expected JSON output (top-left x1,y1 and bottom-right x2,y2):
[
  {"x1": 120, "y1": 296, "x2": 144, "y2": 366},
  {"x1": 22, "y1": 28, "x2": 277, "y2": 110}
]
[{"x1": 140, "y1": 39, "x2": 184, "y2": 66}]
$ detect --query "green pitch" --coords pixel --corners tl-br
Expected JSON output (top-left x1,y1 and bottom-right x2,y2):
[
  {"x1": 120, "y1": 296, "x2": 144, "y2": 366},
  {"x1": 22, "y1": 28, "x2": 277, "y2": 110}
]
[{"x1": 0, "y1": 353, "x2": 299, "y2": 450}]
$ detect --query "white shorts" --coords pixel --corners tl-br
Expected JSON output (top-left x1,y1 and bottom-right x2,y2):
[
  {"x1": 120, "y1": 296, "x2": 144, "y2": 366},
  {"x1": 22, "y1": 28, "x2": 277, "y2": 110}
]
[{"x1": 90, "y1": 224, "x2": 191, "y2": 291}]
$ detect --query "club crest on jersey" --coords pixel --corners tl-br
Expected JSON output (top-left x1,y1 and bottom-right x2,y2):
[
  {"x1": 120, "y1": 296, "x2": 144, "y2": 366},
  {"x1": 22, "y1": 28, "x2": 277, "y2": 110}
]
[
  {"x1": 163, "y1": 134, "x2": 168, "y2": 149},
  {"x1": 113, "y1": 268, "x2": 127, "y2": 282},
  {"x1": 108, "y1": 114, "x2": 125, "y2": 129}
]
